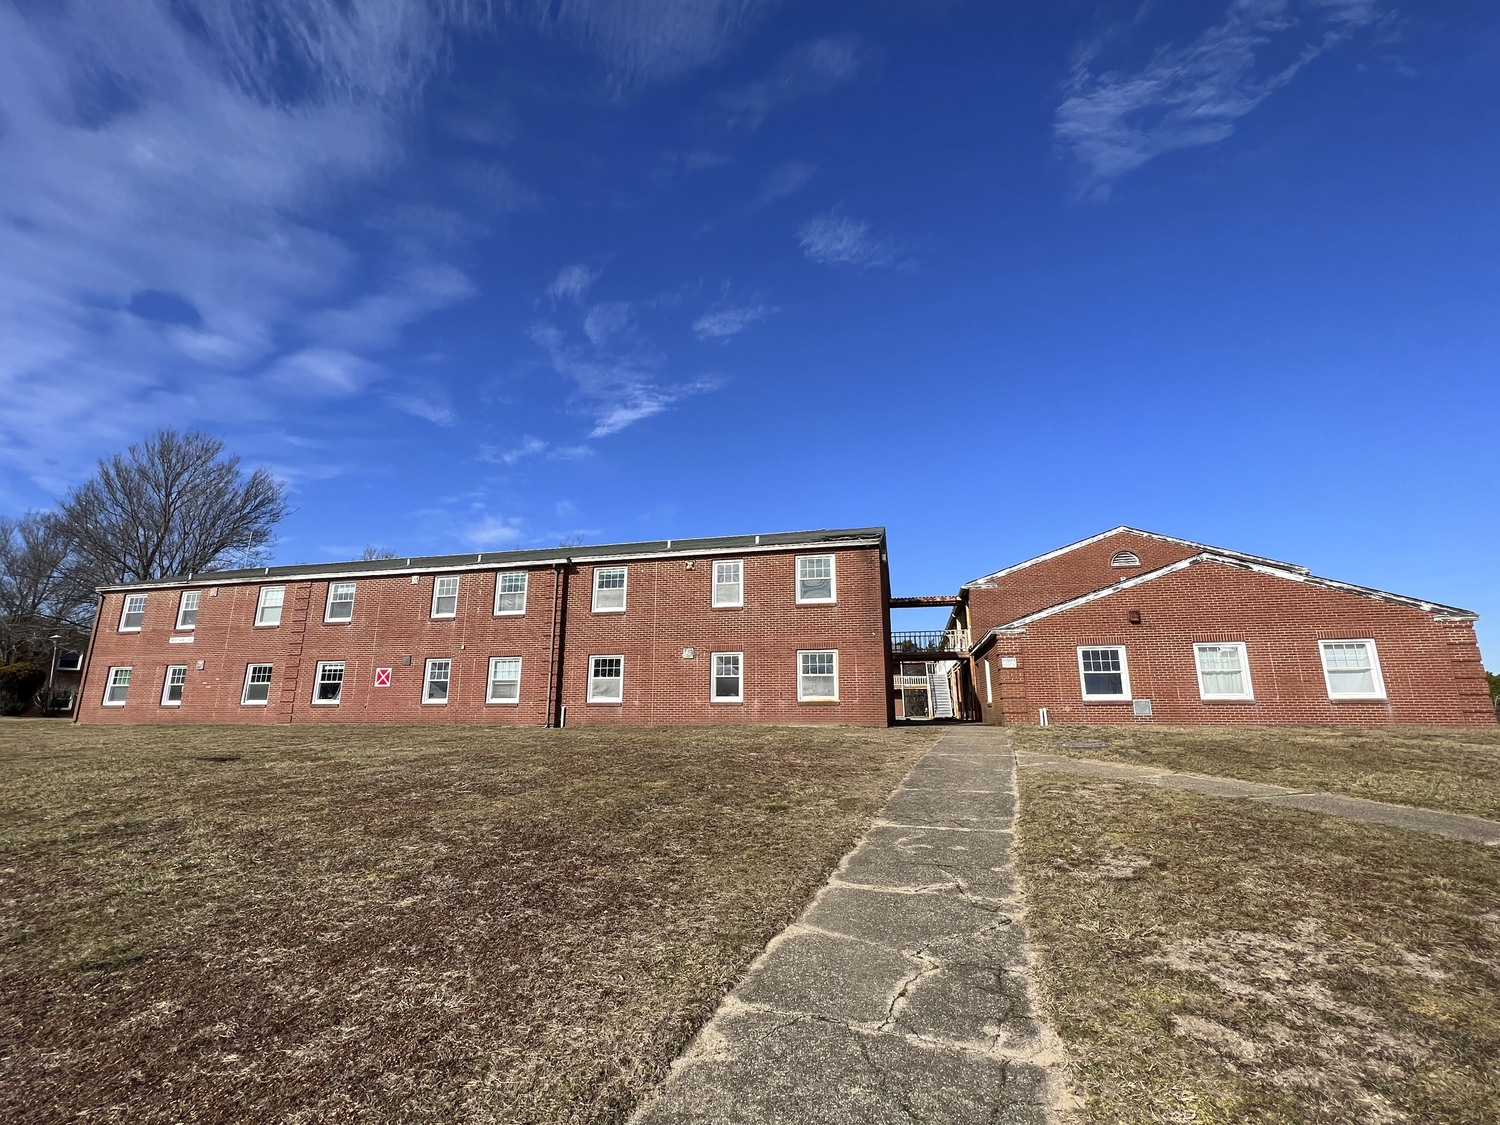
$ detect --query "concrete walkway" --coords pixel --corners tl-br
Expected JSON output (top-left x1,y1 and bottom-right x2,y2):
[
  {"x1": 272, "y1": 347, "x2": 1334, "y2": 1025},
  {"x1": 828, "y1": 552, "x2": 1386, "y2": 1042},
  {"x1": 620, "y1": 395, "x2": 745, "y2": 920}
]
[
  {"x1": 1017, "y1": 751, "x2": 1500, "y2": 847},
  {"x1": 631, "y1": 727, "x2": 1066, "y2": 1125}
]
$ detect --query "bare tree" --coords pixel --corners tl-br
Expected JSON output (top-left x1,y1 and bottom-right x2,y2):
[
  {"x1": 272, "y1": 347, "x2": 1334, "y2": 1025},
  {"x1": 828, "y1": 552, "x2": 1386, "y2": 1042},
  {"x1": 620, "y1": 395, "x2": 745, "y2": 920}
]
[
  {"x1": 59, "y1": 430, "x2": 289, "y2": 586},
  {"x1": 0, "y1": 512, "x2": 92, "y2": 664},
  {"x1": 360, "y1": 546, "x2": 397, "y2": 561}
]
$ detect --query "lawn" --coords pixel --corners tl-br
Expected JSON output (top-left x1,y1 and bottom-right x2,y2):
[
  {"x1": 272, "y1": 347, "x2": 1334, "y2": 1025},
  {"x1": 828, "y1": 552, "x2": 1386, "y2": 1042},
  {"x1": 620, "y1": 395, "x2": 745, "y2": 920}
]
[
  {"x1": 1008, "y1": 723, "x2": 1500, "y2": 821},
  {"x1": 1015, "y1": 768, "x2": 1500, "y2": 1125},
  {"x1": 0, "y1": 721, "x2": 933, "y2": 1125}
]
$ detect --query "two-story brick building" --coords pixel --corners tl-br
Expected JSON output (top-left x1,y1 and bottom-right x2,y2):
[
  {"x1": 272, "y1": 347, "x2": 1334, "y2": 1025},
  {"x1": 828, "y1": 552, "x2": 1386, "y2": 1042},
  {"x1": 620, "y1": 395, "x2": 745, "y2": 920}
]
[{"x1": 74, "y1": 528, "x2": 894, "y2": 727}]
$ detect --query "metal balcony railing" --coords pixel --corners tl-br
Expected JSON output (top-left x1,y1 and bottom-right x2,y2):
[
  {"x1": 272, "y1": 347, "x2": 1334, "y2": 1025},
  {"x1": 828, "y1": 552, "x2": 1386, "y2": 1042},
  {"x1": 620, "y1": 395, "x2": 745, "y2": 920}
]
[{"x1": 889, "y1": 629, "x2": 969, "y2": 656}]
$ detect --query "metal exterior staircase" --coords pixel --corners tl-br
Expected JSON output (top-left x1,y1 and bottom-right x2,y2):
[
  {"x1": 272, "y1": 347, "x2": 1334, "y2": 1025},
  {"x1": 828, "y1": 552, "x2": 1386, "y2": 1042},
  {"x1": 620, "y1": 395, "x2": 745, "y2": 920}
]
[{"x1": 928, "y1": 670, "x2": 954, "y2": 719}]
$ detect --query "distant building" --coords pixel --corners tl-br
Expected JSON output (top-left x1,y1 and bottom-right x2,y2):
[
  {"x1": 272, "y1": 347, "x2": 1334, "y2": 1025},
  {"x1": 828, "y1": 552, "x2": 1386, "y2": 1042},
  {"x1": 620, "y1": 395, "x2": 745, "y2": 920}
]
[{"x1": 74, "y1": 525, "x2": 1494, "y2": 728}]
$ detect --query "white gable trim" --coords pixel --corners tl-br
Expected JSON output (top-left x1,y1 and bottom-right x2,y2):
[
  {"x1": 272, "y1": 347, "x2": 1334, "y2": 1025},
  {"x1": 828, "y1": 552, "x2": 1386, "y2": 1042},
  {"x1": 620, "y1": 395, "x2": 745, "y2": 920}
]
[
  {"x1": 961, "y1": 527, "x2": 1309, "y2": 589},
  {"x1": 970, "y1": 553, "x2": 1477, "y2": 650}
]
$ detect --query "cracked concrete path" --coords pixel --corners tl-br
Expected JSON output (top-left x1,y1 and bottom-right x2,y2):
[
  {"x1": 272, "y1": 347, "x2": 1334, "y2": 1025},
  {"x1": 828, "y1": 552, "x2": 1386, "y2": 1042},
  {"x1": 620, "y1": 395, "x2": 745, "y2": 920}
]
[
  {"x1": 630, "y1": 727, "x2": 1067, "y2": 1125},
  {"x1": 1016, "y1": 751, "x2": 1500, "y2": 846}
]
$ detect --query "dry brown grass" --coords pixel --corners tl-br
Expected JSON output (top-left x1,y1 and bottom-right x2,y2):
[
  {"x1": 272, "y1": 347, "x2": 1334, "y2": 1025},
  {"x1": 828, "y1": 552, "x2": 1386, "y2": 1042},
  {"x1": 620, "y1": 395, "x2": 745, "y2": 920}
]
[
  {"x1": 0, "y1": 720, "x2": 933, "y2": 1124},
  {"x1": 1009, "y1": 724, "x2": 1500, "y2": 820},
  {"x1": 1015, "y1": 768, "x2": 1500, "y2": 1125}
]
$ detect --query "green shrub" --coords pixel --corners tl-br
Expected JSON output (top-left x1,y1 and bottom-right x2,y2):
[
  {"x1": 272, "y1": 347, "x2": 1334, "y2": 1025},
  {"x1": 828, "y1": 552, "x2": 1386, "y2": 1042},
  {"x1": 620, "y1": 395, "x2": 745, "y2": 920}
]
[{"x1": 0, "y1": 662, "x2": 47, "y2": 716}]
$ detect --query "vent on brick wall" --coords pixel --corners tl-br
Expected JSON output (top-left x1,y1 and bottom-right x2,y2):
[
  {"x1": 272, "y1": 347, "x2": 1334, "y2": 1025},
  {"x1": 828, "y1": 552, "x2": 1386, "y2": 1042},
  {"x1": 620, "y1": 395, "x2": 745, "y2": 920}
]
[{"x1": 1111, "y1": 551, "x2": 1141, "y2": 567}]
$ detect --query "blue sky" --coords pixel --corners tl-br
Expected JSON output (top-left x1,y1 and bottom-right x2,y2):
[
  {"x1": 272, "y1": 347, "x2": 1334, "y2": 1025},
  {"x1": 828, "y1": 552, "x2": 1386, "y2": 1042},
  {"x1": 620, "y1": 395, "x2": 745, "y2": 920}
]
[{"x1": 1, "y1": 1, "x2": 1496, "y2": 653}]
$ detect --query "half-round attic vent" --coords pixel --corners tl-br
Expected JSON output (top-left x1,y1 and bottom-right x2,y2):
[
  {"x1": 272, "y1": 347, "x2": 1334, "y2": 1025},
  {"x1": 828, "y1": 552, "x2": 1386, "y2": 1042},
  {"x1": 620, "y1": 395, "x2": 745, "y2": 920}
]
[{"x1": 1110, "y1": 550, "x2": 1141, "y2": 567}]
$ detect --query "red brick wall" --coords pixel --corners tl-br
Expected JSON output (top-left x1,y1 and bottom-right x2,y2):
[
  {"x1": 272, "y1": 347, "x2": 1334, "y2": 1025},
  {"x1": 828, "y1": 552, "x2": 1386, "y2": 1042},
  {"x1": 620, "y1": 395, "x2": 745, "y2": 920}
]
[
  {"x1": 974, "y1": 560, "x2": 1494, "y2": 727},
  {"x1": 966, "y1": 531, "x2": 1200, "y2": 638},
  {"x1": 76, "y1": 544, "x2": 890, "y2": 728}
]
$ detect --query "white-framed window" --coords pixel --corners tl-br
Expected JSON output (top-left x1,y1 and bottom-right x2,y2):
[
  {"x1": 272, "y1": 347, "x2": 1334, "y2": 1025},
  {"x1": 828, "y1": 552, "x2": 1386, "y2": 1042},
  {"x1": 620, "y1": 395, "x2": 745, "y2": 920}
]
[
  {"x1": 255, "y1": 586, "x2": 285, "y2": 626},
  {"x1": 487, "y1": 657, "x2": 522, "y2": 704},
  {"x1": 57, "y1": 650, "x2": 83, "y2": 671},
  {"x1": 161, "y1": 665, "x2": 187, "y2": 706},
  {"x1": 1320, "y1": 640, "x2": 1386, "y2": 700},
  {"x1": 494, "y1": 571, "x2": 528, "y2": 615},
  {"x1": 431, "y1": 576, "x2": 460, "y2": 619},
  {"x1": 118, "y1": 594, "x2": 147, "y2": 632},
  {"x1": 592, "y1": 567, "x2": 627, "y2": 613},
  {"x1": 984, "y1": 659, "x2": 993, "y2": 704},
  {"x1": 712, "y1": 652, "x2": 743, "y2": 702},
  {"x1": 796, "y1": 555, "x2": 836, "y2": 604},
  {"x1": 1077, "y1": 646, "x2": 1130, "y2": 701},
  {"x1": 175, "y1": 590, "x2": 201, "y2": 630},
  {"x1": 1194, "y1": 642, "x2": 1254, "y2": 700},
  {"x1": 103, "y1": 666, "x2": 132, "y2": 706},
  {"x1": 242, "y1": 663, "x2": 273, "y2": 706},
  {"x1": 712, "y1": 560, "x2": 743, "y2": 608},
  {"x1": 797, "y1": 650, "x2": 839, "y2": 702},
  {"x1": 325, "y1": 582, "x2": 356, "y2": 623},
  {"x1": 1110, "y1": 551, "x2": 1141, "y2": 567},
  {"x1": 588, "y1": 655, "x2": 624, "y2": 703},
  {"x1": 313, "y1": 661, "x2": 345, "y2": 705},
  {"x1": 423, "y1": 658, "x2": 451, "y2": 704}
]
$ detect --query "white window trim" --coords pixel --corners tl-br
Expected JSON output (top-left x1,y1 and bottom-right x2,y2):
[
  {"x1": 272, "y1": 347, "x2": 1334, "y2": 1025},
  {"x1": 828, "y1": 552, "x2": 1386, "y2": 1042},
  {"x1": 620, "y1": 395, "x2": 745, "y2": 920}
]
[
  {"x1": 422, "y1": 658, "x2": 452, "y2": 705},
  {"x1": 711, "y1": 651, "x2": 744, "y2": 703},
  {"x1": 160, "y1": 665, "x2": 187, "y2": 707},
  {"x1": 311, "y1": 660, "x2": 345, "y2": 706},
  {"x1": 118, "y1": 594, "x2": 146, "y2": 633},
  {"x1": 984, "y1": 659, "x2": 993, "y2": 705},
  {"x1": 797, "y1": 649, "x2": 840, "y2": 702},
  {"x1": 712, "y1": 560, "x2": 744, "y2": 608},
  {"x1": 795, "y1": 554, "x2": 837, "y2": 605},
  {"x1": 175, "y1": 590, "x2": 200, "y2": 631},
  {"x1": 103, "y1": 666, "x2": 132, "y2": 706},
  {"x1": 592, "y1": 567, "x2": 628, "y2": 614},
  {"x1": 431, "y1": 576, "x2": 460, "y2": 620},
  {"x1": 1193, "y1": 642, "x2": 1255, "y2": 701},
  {"x1": 493, "y1": 571, "x2": 528, "y2": 616},
  {"x1": 486, "y1": 656, "x2": 523, "y2": 705},
  {"x1": 324, "y1": 582, "x2": 356, "y2": 624},
  {"x1": 1319, "y1": 639, "x2": 1387, "y2": 700},
  {"x1": 254, "y1": 586, "x2": 285, "y2": 627},
  {"x1": 587, "y1": 654, "x2": 625, "y2": 704},
  {"x1": 1077, "y1": 645, "x2": 1132, "y2": 701},
  {"x1": 241, "y1": 664, "x2": 273, "y2": 707}
]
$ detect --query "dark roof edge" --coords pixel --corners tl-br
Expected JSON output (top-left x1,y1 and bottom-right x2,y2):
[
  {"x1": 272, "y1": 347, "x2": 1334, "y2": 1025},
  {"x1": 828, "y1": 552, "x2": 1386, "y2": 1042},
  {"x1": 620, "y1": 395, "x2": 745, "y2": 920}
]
[{"x1": 95, "y1": 527, "x2": 886, "y2": 594}]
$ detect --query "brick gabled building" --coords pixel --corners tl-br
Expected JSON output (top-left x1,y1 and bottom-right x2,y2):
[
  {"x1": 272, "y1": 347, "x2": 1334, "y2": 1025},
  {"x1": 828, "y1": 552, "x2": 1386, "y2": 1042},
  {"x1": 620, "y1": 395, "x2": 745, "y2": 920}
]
[
  {"x1": 75, "y1": 528, "x2": 894, "y2": 727},
  {"x1": 954, "y1": 528, "x2": 1493, "y2": 727}
]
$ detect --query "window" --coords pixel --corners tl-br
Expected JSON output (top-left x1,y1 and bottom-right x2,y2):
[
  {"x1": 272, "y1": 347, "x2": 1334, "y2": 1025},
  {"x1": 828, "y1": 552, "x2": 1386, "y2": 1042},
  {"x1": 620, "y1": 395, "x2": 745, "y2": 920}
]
[
  {"x1": 431, "y1": 576, "x2": 459, "y2": 618},
  {"x1": 984, "y1": 659, "x2": 993, "y2": 705},
  {"x1": 588, "y1": 655, "x2": 624, "y2": 703},
  {"x1": 242, "y1": 664, "x2": 273, "y2": 705},
  {"x1": 423, "y1": 658, "x2": 451, "y2": 704},
  {"x1": 1078, "y1": 646, "x2": 1130, "y2": 700},
  {"x1": 712, "y1": 560, "x2": 743, "y2": 608},
  {"x1": 712, "y1": 652, "x2": 743, "y2": 702},
  {"x1": 798, "y1": 650, "x2": 839, "y2": 701},
  {"x1": 592, "y1": 567, "x2": 627, "y2": 612},
  {"x1": 119, "y1": 594, "x2": 146, "y2": 632},
  {"x1": 487, "y1": 657, "x2": 522, "y2": 704},
  {"x1": 313, "y1": 661, "x2": 345, "y2": 705},
  {"x1": 494, "y1": 571, "x2": 528, "y2": 615},
  {"x1": 161, "y1": 665, "x2": 187, "y2": 707},
  {"x1": 325, "y1": 582, "x2": 356, "y2": 622},
  {"x1": 255, "y1": 586, "x2": 285, "y2": 626},
  {"x1": 1110, "y1": 551, "x2": 1141, "y2": 567},
  {"x1": 1194, "y1": 643, "x2": 1254, "y2": 700},
  {"x1": 796, "y1": 555, "x2": 836, "y2": 604},
  {"x1": 57, "y1": 650, "x2": 83, "y2": 672},
  {"x1": 1320, "y1": 640, "x2": 1385, "y2": 700},
  {"x1": 176, "y1": 590, "x2": 201, "y2": 630},
  {"x1": 103, "y1": 666, "x2": 132, "y2": 706}
]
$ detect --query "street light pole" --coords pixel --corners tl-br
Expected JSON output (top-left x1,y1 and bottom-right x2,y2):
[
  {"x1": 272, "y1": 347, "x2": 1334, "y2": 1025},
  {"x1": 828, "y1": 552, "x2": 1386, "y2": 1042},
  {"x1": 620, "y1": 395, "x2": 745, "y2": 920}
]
[{"x1": 47, "y1": 634, "x2": 62, "y2": 716}]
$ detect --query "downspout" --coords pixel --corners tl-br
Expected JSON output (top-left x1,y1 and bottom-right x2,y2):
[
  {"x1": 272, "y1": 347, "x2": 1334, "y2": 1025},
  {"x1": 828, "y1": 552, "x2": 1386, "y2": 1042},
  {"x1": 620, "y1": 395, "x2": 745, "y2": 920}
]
[
  {"x1": 72, "y1": 595, "x2": 103, "y2": 725},
  {"x1": 546, "y1": 560, "x2": 570, "y2": 727}
]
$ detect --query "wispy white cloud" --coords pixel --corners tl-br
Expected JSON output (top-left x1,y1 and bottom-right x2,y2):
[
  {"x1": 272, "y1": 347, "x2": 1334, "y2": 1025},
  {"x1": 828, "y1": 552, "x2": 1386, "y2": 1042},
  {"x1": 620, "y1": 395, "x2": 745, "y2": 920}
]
[
  {"x1": 693, "y1": 297, "x2": 776, "y2": 342},
  {"x1": 797, "y1": 210, "x2": 897, "y2": 268},
  {"x1": 266, "y1": 349, "x2": 384, "y2": 398},
  {"x1": 760, "y1": 161, "x2": 818, "y2": 205},
  {"x1": 1056, "y1": 0, "x2": 1386, "y2": 197},
  {"x1": 464, "y1": 515, "x2": 525, "y2": 547},
  {"x1": 0, "y1": 0, "x2": 485, "y2": 484},
  {"x1": 547, "y1": 264, "x2": 603, "y2": 304},
  {"x1": 386, "y1": 393, "x2": 455, "y2": 426},
  {"x1": 720, "y1": 35, "x2": 867, "y2": 130}
]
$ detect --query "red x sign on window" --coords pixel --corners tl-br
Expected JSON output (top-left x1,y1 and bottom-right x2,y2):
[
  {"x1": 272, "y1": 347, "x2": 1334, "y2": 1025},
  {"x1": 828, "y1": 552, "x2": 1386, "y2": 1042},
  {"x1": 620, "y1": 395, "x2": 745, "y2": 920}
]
[{"x1": 374, "y1": 667, "x2": 392, "y2": 687}]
